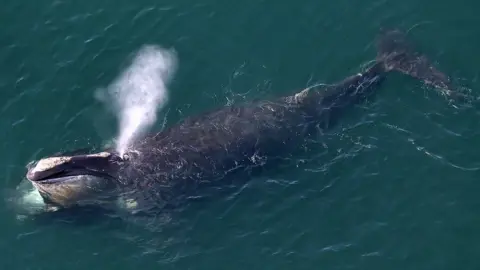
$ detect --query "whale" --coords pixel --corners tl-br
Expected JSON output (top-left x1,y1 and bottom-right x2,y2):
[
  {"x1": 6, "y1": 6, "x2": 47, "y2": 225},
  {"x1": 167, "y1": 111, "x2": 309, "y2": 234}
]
[{"x1": 24, "y1": 29, "x2": 457, "y2": 214}]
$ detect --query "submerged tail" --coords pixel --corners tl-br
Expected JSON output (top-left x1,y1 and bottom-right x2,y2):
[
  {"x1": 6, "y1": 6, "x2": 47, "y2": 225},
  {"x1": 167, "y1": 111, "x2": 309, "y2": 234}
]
[
  {"x1": 375, "y1": 29, "x2": 458, "y2": 98},
  {"x1": 294, "y1": 28, "x2": 464, "y2": 114}
]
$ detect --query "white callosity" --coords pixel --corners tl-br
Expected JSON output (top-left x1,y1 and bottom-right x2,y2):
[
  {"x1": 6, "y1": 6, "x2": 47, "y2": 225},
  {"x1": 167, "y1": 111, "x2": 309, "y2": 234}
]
[{"x1": 31, "y1": 152, "x2": 111, "y2": 173}]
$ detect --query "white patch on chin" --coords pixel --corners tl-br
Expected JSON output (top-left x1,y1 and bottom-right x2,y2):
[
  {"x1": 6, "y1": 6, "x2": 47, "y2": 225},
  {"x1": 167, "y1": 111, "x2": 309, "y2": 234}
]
[{"x1": 116, "y1": 197, "x2": 141, "y2": 214}]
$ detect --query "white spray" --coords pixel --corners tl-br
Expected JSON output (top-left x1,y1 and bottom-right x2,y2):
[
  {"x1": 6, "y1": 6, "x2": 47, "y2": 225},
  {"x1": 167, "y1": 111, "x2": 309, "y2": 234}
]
[{"x1": 96, "y1": 45, "x2": 177, "y2": 156}]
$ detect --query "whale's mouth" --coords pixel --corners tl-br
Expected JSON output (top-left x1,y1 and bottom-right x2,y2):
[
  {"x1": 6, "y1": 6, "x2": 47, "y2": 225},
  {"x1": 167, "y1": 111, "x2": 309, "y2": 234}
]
[
  {"x1": 26, "y1": 159, "x2": 115, "y2": 183},
  {"x1": 28, "y1": 168, "x2": 113, "y2": 184},
  {"x1": 26, "y1": 152, "x2": 119, "y2": 182},
  {"x1": 25, "y1": 151, "x2": 123, "y2": 207}
]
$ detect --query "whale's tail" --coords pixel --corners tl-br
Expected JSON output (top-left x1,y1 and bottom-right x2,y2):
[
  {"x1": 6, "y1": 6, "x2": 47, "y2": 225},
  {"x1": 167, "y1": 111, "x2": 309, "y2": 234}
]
[
  {"x1": 376, "y1": 29, "x2": 456, "y2": 97},
  {"x1": 297, "y1": 28, "x2": 463, "y2": 126}
]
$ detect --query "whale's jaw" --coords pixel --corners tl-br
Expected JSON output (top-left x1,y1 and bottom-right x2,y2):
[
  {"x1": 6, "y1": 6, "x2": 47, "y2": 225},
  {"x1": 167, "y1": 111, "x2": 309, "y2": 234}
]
[{"x1": 26, "y1": 151, "x2": 124, "y2": 208}]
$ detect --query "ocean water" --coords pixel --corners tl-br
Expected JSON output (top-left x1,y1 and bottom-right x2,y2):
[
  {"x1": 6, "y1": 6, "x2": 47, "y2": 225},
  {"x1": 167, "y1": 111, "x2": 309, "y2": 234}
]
[{"x1": 2, "y1": 0, "x2": 480, "y2": 269}]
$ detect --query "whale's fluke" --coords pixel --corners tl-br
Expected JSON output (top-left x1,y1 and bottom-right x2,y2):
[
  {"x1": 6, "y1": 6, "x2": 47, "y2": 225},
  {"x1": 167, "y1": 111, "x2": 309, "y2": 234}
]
[{"x1": 376, "y1": 29, "x2": 454, "y2": 96}]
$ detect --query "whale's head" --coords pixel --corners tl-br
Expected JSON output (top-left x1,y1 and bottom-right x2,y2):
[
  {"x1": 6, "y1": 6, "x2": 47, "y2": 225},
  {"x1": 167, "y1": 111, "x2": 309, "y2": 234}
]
[{"x1": 25, "y1": 150, "x2": 126, "y2": 209}]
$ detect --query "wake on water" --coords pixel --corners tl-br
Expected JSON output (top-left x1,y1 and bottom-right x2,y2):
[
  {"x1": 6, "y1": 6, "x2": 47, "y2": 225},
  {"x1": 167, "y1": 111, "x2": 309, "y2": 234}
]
[{"x1": 95, "y1": 45, "x2": 178, "y2": 156}]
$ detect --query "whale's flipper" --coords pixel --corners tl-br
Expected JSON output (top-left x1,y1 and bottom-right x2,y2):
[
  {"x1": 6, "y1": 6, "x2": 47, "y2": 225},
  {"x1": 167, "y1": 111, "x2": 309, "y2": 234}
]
[{"x1": 376, "y1": 29, "x2": 455, "y2": 97}]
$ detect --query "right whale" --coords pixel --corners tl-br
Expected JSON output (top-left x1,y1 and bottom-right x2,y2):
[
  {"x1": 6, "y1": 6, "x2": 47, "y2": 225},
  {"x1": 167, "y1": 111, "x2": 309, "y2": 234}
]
[{"x1": 24, "y1": 29, "x2": 459, "y2": 215}]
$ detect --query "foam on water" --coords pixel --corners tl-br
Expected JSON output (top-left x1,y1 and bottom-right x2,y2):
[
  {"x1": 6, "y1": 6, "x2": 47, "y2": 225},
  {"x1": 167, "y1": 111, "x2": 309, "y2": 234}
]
[
  {"x1": 5, "y1": 179, "x2": 48, "y2": 217},
  {"x1": 19, "y1": 188, "x2": 45, "y2": 211},
  {"x1": 96, "y1": 45, "x2": 178, "y2": 156}
]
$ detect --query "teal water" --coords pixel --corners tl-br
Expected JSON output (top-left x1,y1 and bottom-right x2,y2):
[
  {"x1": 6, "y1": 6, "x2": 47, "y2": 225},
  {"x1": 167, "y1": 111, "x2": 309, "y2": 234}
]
[{"x1": 2, "y1": 0, "x2": 480, "y2": 269}]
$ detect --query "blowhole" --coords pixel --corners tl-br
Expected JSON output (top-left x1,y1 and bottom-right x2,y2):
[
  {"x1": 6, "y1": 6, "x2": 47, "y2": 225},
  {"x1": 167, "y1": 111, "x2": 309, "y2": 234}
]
[{"x1": 121, "y1": 150, "x2": 140, "y2": 161}]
